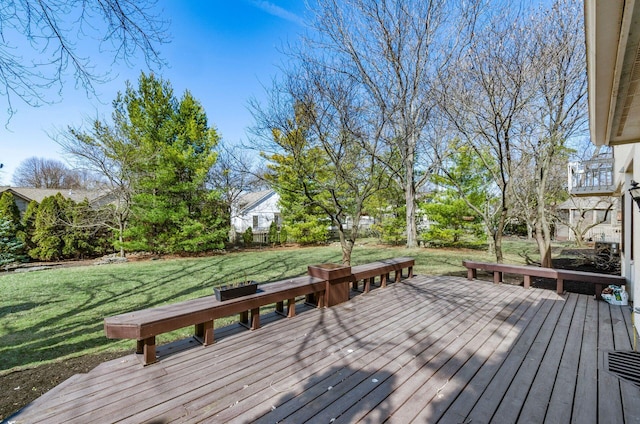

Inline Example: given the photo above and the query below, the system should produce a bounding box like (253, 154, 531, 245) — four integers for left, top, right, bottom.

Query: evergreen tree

(0, 218, 26, 268)
(117, 73, 224, 253)
(0, 192, 22, 230)
(0, 192, 26, 259)
(30, 194, 70, 260)
(20, 200, 39, 253)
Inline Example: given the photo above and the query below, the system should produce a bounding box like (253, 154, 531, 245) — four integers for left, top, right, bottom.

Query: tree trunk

(405, 143, 418, 248)
(494, 207, 507, 263)
(335, 213, 360, 266)
(534, 149, 555, 268)
(534, 204, 553, 268)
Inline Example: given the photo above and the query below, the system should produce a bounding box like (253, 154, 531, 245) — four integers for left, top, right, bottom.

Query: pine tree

(0, 218, 26, 268)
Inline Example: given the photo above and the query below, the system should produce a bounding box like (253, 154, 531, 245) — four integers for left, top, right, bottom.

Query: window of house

(253, 215, 259, 229)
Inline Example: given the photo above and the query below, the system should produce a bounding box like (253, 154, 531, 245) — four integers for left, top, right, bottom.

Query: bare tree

(0, 0, 167, 121)
(207, 141, 261, 239)
(12, 156, 85, 188)
(438, 4, 534, 262)
(555, 197, 615, 247)
(525, 0, 587, 267)
(252, 61, 390, 264)
(57, 120, 135, 256)
(297, 0, 479, 248)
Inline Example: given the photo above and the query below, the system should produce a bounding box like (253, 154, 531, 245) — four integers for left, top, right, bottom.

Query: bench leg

(524, 275, 531, 289)
(467, 268, 477, 280)
(240, 309, 260, 330)
(276, 299, 297, 317)
(137, 337, 156, 366)
(250, 308, 260, 330)
(557, 278, 564, 295)
(381, 273, 388, 288)
(364, 277, 371, 293)
(352, 279, 360, 291)
(493, 271, 502, 284)
(594, 283, 603, 300)
(408, 266, 413, 278)
(287, 298, 296, 317)
(195, 321, 214, 346)
(240, 310, 249, 326)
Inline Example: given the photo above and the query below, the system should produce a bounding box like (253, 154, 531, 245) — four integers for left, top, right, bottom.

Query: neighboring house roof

(557, 197, 618, 210)
(236, 189, 277, 214)
(0, 186, 108, 204)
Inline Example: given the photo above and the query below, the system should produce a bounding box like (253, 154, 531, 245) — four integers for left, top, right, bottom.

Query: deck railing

(568, 156, 616, 196)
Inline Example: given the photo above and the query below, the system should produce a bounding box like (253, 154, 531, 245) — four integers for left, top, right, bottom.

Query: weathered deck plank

(571, 292, 599, 424)
(544, 294, 588, 423)
(598, 301, 625, 424)
(8, 275, 638, 424)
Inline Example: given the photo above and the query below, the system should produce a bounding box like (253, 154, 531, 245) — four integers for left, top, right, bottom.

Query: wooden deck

(10, 275, 640, 423)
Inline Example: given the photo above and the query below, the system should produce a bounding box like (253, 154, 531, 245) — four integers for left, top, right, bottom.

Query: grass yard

(0, 239, 546, 374)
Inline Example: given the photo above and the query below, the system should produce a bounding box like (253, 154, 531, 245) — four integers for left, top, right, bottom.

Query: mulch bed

(0, 351, 130, 421)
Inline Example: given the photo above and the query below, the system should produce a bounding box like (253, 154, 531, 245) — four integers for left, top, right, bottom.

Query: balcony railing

(568, 156, 616, 196)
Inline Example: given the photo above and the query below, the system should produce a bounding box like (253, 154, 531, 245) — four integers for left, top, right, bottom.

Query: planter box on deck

(214, 281, 258, 301)
(308, 263, 352, 307)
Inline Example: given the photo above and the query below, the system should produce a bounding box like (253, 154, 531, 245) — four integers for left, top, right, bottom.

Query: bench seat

(462, 260, 626, 299)
(104, 276, 326, 365)
(351, 257, 414, 292)
(104, 257, 416, 366)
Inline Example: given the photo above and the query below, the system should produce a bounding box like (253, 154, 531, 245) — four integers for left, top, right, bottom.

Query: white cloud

(248, 1, 306, 27)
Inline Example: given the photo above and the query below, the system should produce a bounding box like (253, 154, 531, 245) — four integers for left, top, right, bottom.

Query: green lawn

(0, 239, 547, 373)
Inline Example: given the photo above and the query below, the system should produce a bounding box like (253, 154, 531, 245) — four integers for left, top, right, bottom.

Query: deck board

(8, 275, 639, 424)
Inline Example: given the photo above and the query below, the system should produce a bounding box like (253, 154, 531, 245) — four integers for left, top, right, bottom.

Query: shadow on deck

(9, 275, 640, 423)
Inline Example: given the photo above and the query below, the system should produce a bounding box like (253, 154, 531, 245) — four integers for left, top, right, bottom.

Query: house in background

(231, 189, 281, 239)
(579, 0, 640, 309)
(0, 186, 109, 213)
(555, 196, 621, 244)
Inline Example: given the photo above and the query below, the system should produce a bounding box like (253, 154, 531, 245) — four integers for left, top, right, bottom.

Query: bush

(268, 221, 279, 245)
(242, 227, 253, 246)
(372, 215, 406, 246)
(287, 221, 328, 245)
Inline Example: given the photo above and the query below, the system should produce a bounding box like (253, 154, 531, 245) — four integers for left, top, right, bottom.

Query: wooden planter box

(214, 281, 258, 301)
(308, 263, 352, 307)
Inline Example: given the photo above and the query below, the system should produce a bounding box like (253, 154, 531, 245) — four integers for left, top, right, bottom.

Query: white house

(231, 189, 281, 234)
(555, 197, 621, 243)
(582, 0, 640, 310)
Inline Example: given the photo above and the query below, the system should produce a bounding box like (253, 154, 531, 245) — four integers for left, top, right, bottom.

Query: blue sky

(0, 0, 307, 184)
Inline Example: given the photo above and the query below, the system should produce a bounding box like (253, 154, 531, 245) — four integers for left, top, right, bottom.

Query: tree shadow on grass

(0, 250, 344, 371)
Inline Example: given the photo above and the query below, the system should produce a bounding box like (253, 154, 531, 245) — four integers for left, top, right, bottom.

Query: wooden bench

(462, 260, 627, 299)
(104, 276, 326, 365)
(351, 257, 415, 293)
